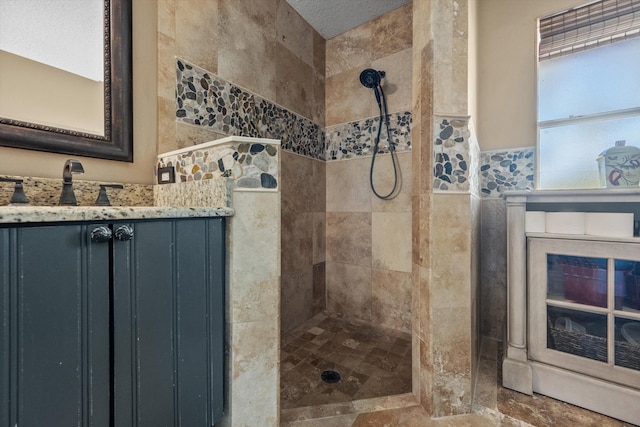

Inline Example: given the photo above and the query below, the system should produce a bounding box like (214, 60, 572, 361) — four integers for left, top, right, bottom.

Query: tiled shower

(156, 0, 537, 421)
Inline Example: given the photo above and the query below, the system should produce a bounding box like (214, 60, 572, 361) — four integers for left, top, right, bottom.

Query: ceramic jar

(596, 140, 640, 187)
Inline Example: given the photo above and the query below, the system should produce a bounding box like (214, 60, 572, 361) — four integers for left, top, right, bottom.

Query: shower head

(359, 68, 386, 89)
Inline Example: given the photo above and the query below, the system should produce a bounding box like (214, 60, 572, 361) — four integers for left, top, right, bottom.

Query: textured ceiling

(284, 0, 411, 39)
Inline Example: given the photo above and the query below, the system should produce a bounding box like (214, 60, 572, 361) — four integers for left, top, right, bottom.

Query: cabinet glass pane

(547, 306, 607, 363)
(615, 318, 640, 371)
(547, 254, 607, 308)
(617, 260, 640, 314)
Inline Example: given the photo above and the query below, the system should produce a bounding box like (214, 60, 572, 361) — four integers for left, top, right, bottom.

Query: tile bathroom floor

(281, 333, 636, 426)
(280, 312, 412, 410)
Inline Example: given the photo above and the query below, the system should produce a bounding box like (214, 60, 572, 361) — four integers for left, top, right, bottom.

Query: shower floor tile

(280, 313, 412, 409)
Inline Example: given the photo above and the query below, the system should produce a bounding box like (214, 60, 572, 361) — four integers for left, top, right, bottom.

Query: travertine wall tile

(281, 152, 324, 332)
(326, 23, 373, 78)
(227, 191, 280, 322)
(157, 0, 175, 39)
(312, 156, 326, 212)
(326, 158, 371, 212)
(372, 3, 413, 58)
(226, 317, 279, 426)
(480, 198, 507, 340)
(432, 0, 469, 115)
(175, 0, 218, 74)
(313, 212, 326, 264)
(326, 212, 372, 267)
(175, 122, 226, 152)
(281, 209, 313, 272)
(281, 152, 316, 212)
(372, 212, 412, 273)
(371, 48, 413, 115)
(276, 46, 314, 121)
(432, 306, 472, 416)
(217, 0, 277, 101)
(157, 28, 177, 101)
(372, 268, 412, 333)
(276, 1, 314, 67)
(326, 67, 376, 127)
(281, 268, 314, 333)
(371, 152, 413, 213)
(431, 194, 472, 309)
(326, 261, 372, 321)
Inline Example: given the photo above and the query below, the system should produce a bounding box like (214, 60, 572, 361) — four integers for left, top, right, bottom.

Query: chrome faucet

(59, 159, 84, 205)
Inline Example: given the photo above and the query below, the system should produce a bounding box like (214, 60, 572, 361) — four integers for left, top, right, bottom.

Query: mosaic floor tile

(280, 313, 412, 410)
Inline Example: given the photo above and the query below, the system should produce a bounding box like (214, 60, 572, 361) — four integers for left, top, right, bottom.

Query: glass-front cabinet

(529, 237, 640, 388)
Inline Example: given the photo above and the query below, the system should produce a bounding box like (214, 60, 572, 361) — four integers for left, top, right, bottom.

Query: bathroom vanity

(0, 207, 231, 427)
(502, 190, 640, 425)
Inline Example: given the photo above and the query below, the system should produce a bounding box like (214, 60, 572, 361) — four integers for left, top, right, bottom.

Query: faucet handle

(95, 184, 124, 206)
(0, 177, 30, 205)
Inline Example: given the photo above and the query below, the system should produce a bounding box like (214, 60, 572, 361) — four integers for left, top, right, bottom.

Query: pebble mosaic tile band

(325, 112, 412, 161)
(176, 58, 411, 163)
(176, 59, 325, 161)
(480, 148, 535, 197)
(157, 138, 279, 191)
(433, 117, 480, 194)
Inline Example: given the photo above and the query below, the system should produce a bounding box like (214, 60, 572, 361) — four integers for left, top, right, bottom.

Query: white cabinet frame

(503, 189, 640, 425)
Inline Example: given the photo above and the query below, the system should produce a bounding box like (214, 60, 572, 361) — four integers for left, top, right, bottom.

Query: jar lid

(599, 140, 640, 157)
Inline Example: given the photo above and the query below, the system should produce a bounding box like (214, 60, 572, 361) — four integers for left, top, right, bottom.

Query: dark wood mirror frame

(0, 0, 132, 162)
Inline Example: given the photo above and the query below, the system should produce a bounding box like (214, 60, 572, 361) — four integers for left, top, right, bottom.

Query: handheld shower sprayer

(359, 68, 400, 200)
(359, 68, 385, 89)
(360, 69, 385, 108)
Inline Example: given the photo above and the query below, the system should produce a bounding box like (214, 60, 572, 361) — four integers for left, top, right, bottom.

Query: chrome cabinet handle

(91, 226, 113, 243)
(114, 225, 134, 241)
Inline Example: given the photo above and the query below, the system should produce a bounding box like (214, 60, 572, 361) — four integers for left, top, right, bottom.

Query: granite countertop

(0, 206, 234, 224)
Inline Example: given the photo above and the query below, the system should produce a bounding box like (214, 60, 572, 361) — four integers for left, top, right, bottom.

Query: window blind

(539, 0, 640, 60)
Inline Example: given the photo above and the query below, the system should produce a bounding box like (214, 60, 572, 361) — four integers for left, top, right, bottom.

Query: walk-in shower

(359, 68, 401, 200)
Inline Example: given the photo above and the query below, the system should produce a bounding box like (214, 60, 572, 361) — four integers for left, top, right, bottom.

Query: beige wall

(0, 51, 104, 135)
(476, 0, 583, 150)
(0, 0, 158, 184)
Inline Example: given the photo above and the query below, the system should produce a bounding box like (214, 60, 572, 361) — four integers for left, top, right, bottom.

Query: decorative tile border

(325, 112, 412, 161)
(176, 59, 325, 161)
(175, 58, 534, 198)
(157, 136, 280, 192)
(480, 148, 535, 197)
(433, 116, 480, 194)
(176, 58, 411, 163)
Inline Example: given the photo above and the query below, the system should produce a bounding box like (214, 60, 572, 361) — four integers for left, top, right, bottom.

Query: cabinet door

(112, 218, 225, 427)
(529, 237, 640, 388)
(0, 224, 110, 427)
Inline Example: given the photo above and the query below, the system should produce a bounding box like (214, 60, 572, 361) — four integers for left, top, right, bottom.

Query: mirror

(0, 0, 132, 162)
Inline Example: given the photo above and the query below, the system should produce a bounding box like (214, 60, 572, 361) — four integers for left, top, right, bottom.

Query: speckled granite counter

(0, 206, 234, 224)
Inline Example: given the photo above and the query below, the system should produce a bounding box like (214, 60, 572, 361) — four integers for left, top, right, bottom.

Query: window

(537, 0, 640, 189)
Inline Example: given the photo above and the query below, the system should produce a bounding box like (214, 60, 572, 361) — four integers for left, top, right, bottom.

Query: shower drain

(321, 370, 341, 384)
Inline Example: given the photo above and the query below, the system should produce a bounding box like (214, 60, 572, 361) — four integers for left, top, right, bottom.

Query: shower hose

(369, 84, 400, 200)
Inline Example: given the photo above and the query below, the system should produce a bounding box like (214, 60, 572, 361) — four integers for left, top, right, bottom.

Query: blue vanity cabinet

(0, 223, 111, 427)
(0, 217, 225, 427)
